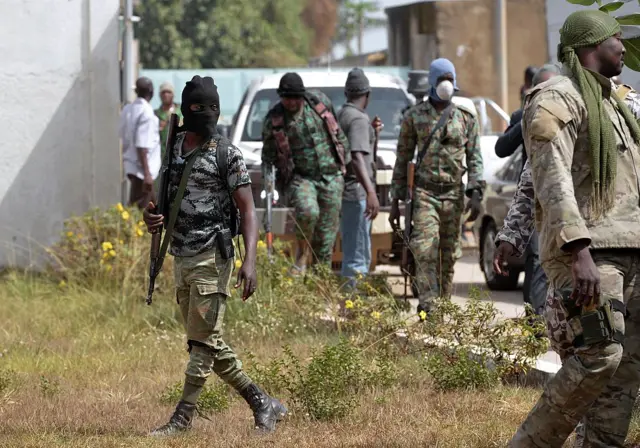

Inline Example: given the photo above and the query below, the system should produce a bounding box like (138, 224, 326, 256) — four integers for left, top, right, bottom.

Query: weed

(39, 375, 61, 398)
(160, 380, 232, 416)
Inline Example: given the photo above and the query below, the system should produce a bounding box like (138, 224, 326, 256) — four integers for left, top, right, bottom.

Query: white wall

(546, 0, 640, 90)
(0, 0, 121, 267)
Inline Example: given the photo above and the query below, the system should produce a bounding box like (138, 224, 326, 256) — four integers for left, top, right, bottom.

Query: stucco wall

(436, 0, 548, 114)
(0, 0, 121, 267)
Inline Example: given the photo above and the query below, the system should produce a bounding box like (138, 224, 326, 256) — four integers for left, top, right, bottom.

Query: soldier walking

(389, 58, 483, 318)
(261, 72, 350, 272)
(143, 76, 286, 436)
(508, 10, 640, 447)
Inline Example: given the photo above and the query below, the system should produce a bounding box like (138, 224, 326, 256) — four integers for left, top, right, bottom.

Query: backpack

(215, 137, 240, 237)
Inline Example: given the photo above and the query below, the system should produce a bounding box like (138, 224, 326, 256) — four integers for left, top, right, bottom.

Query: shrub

(159, 380, 232, 416)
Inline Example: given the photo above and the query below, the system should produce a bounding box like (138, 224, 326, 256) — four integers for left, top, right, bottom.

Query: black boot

(149, 400, 196, 437)
(240, 384, 287, 433)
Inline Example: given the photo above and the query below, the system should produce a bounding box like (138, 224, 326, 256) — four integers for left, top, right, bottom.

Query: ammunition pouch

(563, 297, 628, 348)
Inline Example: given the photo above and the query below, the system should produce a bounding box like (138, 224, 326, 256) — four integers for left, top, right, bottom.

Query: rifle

(372, 116, 380, 183)
(146, 113, 179, 305)
(265, 165, 275, 261)
(401, 161, 415, 300)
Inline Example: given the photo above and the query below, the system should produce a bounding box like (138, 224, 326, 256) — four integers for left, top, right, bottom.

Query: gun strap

(415, 103, 455, 172)
(158, 146, 203, 262)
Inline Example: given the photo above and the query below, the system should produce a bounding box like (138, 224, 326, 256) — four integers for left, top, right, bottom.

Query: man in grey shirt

(337, 68, 381, 288)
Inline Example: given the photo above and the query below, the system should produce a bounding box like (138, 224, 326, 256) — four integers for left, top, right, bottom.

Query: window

(241, 87, 411, 142)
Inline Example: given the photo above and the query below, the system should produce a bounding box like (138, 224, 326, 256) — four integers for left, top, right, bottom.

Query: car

(228, 70, 511, 274)
(473, 146, 526, 290)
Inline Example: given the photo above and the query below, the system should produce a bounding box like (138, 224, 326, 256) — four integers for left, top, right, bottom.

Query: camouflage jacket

(391, 100, 485, 200)
(261, 90, 351, 186)
(520, 73, 640, 266)
(168, 133, 251, 257)
(495, 83, 640, 258)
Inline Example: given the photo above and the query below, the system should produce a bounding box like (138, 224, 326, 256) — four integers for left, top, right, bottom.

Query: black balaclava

(181, 75, 220, 138)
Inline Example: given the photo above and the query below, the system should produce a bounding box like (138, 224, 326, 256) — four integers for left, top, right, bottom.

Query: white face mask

(436, 80, 455, 101)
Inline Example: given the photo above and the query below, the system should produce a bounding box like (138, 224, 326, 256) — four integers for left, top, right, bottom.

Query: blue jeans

(340, 199, 372, 284)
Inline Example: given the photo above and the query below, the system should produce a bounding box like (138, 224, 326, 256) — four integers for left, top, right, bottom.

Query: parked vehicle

(228, 71, 510, 274)
(472, 146, 526, 290)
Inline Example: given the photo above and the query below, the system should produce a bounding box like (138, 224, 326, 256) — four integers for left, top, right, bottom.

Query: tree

(335, 0, 386, 56)
(134, 0, 311, 68)
(566, 0, 640, 70)
(302, 0, 339, 58)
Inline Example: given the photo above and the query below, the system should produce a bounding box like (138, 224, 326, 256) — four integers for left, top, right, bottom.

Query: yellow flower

(101, 241, 113, 251)
(119, 239, 125, 245)
(105, 265, 112, 272)
(116, 203, 124, 212)
(138, 221, 144, 227)
(257, 240, 266, 249)
(419, 310, 427, 321)
(58, 280, 67, 288)
(102, 252, 109, 260)
(235, 259, 242, 269)
(121, 211, 130, 221)
(371, 311, 381, 320)
(109, 249, 117, 257)
(66, 231, 74, 238)
(344, 300, 354, 309)
(136, 228, 144, 237)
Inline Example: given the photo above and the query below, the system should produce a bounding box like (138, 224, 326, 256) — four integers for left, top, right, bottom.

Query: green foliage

(159, 380, 232, 415)
(39, 375, 61, 399)
(425, 348, 499, 392)
(135, 0, 310, 68)
(0, 368, 17, 395)
(247, 340, 397, 421)
(335, 0, 386, 55)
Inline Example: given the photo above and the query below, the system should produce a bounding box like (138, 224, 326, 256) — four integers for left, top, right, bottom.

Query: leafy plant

(160, 380, 232, 415)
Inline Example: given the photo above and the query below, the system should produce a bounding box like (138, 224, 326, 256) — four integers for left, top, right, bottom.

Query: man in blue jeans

(337, 68, 382, 288)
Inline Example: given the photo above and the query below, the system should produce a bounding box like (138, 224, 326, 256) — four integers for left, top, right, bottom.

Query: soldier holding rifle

(143, 76, 286, 437)
(389, 58, 484, 319)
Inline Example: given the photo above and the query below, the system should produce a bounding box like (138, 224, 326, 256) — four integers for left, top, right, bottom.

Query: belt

(419, 180, 461, 194)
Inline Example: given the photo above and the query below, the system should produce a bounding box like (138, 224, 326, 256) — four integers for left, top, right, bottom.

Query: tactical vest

(271, 93, 346, 191)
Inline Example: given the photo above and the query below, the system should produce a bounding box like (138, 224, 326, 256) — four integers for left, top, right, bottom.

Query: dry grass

(1, 274, 640, 448)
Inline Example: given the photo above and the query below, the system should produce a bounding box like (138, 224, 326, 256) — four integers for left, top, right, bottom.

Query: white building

(0, 0, 122, 267)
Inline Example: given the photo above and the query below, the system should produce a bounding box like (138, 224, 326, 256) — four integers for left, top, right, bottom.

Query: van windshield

(241, 87, 411, 142)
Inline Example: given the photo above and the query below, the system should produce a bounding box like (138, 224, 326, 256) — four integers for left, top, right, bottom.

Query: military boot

(240, 384, 287, 433)
(149, 400, 196, 437)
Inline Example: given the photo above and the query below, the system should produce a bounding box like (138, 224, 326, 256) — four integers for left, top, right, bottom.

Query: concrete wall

(436, 0, 548, 114)
(546, 0, 640, 91)
(0, 0, 121, 267)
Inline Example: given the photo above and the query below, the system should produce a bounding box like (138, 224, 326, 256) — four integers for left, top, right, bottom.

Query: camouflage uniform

(168, 132, 253, 393)
(262, 91, 350, 266)
(509, 74, 640, 447)
(391, 101, 484, 309)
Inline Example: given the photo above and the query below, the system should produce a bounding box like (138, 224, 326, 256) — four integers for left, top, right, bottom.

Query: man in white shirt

(119, 77, 162, 208)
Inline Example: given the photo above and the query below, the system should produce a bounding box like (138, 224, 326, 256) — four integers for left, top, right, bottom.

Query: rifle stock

(401, 161, 415, 299)
(146, 113, 179, 305)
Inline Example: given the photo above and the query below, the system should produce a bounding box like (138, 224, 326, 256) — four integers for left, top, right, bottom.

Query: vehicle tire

(480, 221, 520, 290)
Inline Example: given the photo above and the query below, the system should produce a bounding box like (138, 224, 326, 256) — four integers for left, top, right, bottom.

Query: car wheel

(481, 221, 520, 290)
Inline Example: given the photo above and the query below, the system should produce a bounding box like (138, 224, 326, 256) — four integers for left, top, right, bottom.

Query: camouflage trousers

(510, 250, 640, 447)
(174, 248, 252, 391)
(410, 187, 464, 310)
(288, 174, 344, 266)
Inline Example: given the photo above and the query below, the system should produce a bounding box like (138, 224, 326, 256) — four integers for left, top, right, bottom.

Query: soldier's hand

(365, 191, 380, 220)
(493, 241, 515, 276)
(389, 200, 401, 231)
(235, 260, 257, 301)
(143, 202, 164, 234)
(371, 116, 383, 135)
(569, 244, 600, 308)
(464, 190, 482, 223)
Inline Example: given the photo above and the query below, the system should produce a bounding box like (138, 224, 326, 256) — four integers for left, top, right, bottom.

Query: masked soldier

(389, 58, 484, 318)
(143, 76, 286, 436)
(261, 72, 351, 273)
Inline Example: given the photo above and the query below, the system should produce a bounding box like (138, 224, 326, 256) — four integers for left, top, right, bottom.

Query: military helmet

(407, 70, 430, 98)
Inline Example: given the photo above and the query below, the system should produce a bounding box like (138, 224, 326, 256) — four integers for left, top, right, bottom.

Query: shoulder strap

(305, 93, 347, 172)
(415, 104, 455, 170)
(157, 147, 202, 260)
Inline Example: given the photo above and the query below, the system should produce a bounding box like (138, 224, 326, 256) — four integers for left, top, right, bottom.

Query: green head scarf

(558, 10, 640, 217)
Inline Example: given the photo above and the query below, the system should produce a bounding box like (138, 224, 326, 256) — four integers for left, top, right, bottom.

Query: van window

(241, 87, 411, 142)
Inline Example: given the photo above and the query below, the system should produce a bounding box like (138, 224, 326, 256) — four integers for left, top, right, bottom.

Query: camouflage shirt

(168, 133, 251, 257)
(522, 73, 640, 266)
(496, 82, 640, 258)
(391, 100, 485, 200)
(261, 90, 351, 184)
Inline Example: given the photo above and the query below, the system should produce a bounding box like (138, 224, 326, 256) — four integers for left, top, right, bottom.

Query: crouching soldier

(143, 76, 286, 436)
